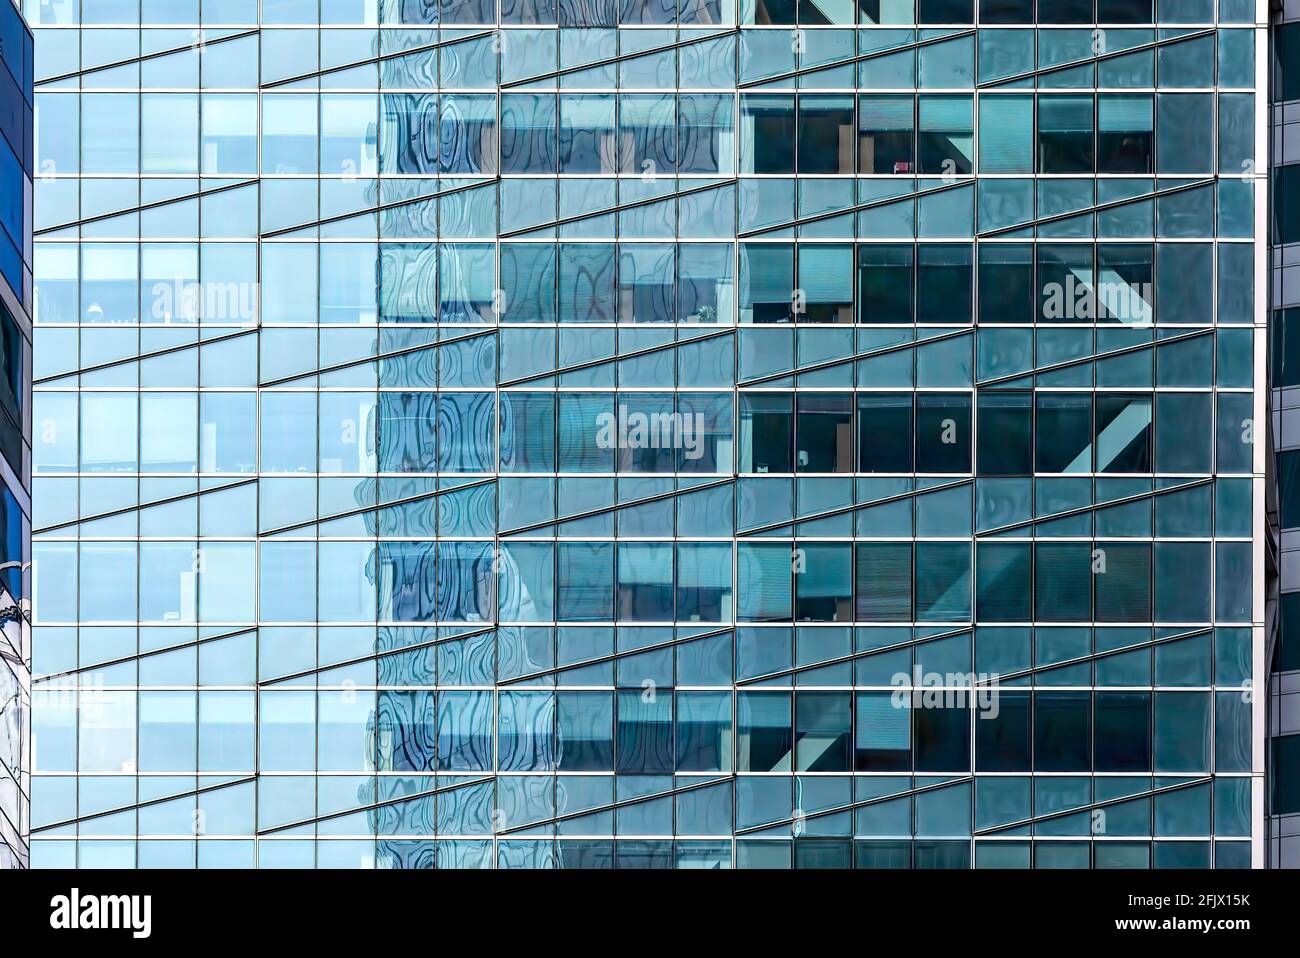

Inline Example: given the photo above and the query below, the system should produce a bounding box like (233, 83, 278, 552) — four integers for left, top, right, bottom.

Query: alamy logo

(595, 405, 706, 460)
(150, 277, 258, 324)
(890, 666, 1001, 719)
(49, 888, 152, 939)
(1041, 274, 1152, 323)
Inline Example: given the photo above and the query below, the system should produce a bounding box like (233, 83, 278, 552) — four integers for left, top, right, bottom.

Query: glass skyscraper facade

(1270, 3, 1300, 869)
(25, 0, 1271, 869)
(0, 0, 32, 871)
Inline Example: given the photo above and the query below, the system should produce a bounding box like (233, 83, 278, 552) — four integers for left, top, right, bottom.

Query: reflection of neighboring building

(1271, 6, 1300, 870)
(0, 0, 32, 871)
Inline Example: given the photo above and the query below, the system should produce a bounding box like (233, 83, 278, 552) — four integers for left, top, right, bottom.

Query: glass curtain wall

(25, 0, 1267, 869)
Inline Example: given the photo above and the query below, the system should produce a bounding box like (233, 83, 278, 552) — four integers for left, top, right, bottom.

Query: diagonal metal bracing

(34, 476, 259, 536)
(37, 28, 260, 87)
(35, 177, 261, 236)
(974, 477, 1213, 539)
(738, 321, 1215, 390)
(493, 774, 733, 837)
(262, 29, 498, 90)
(736, 475, 1212, 547)
(259, 478, 495, 539)
(32, 775, 259, 835)
(737, 175, 971, 239)
(496, 325, 733, 389)
(734, 775, 974, 836)
(257, 775, 497, 837)
(33, 325, 258, 386)
(736, 477, 971, 538)
(737, 623, 1215, 689)
(499, 27, 740, 90)
(33, 625, 258, 685)
(974, 776, 1214, 836)
(259, 625, 497, 688)
(738, 773, 1213, 839)
(977, 177, 1219, 240)
(974, 326, 1214, 389)
(738, 326, 970, 387)
(497, 176, 737, 240)
(742, 174, 1215, 242)
(737, 28, 977, 90)
(258, 324, 495, 388)
(260, 175, 499, 240)
(980, 27, 1219, 90)
(496, 624, 735, 687)
(498, 477, 733, 537)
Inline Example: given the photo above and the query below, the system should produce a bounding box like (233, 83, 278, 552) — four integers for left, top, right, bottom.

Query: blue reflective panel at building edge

(20, 0, 1276, 870)
(0, 0, 32, 871)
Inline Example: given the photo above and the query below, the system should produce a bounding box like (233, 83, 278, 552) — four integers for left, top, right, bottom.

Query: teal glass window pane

(675, 692, 731, 772)
(738, 691, 792, 772)
(1154, 542, 1211, 622)
(1156, 93, 1213, 173)
(1034, 542, 1091, 622)
(915, 541, 970, 621)
(1155, 692, 1210, 772)
(917, 95, 972, 175)
(1095, 691, 1151, 772)
(737, 542, 793, 622)
(978, 95, 1032, 173)
(854, 692, 910, 771)
(1038, 95, 1093, 173)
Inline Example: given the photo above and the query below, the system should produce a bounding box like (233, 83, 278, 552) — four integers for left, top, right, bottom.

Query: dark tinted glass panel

(859, 394, 913, 472)
(978, 392, 1031, 475)
(1037, 0, 1092, 21)
(857, 544, 913, 621)
(1097, 0, 1151, 21)
(1036, 393, 1092, 472)
(797, 393, 853, 472)
(978, 0, 1032, 22)
(916, 244, 972, 324)
(916, 394, 971, 472)
(918, 0, 974, 21)
(978, 244, 1034, 324)
(1095, 691, 1151, 771)
(976, 690, 1031, 770)
(858, 245, 914, 324)
(976, 542, 1031, 621)
(855, 841, 912, 868)
(741, 393, 793, 473)
(1034, 691, 1092, 771)
(1035, 543, 1091, 622)
(915, 704, 970, 771)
